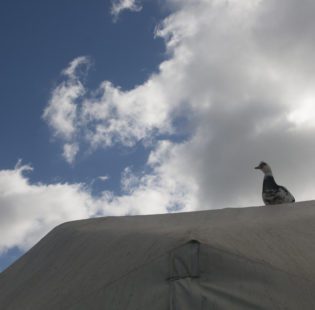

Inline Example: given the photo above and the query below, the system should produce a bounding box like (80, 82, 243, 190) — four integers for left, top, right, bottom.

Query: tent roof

(1, 201, 315, 309)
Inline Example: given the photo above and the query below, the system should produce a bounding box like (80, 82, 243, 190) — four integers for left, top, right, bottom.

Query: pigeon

(255, 161, 295, 205)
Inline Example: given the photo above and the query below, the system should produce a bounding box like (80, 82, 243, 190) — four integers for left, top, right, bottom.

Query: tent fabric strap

(168, 240, 202, 310)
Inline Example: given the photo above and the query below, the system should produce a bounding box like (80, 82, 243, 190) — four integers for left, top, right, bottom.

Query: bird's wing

(263, 189, 281, 205)
(278, 186, 295, 203)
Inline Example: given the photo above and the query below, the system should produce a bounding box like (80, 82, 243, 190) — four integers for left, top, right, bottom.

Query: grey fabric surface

(0, 201, 315, 309)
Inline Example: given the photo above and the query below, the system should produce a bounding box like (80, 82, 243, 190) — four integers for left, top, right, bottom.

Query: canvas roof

(1, 201, 315, 309)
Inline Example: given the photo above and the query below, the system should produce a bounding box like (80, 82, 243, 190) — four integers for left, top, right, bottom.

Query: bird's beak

(254, 166, 260, 170)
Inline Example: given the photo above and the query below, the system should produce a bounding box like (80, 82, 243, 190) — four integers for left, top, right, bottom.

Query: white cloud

(0, 164, 93, 253)
(98, 175, 110, 182)
(0, 161, 196, 254)
(62, 56, 91, 80)
(111, 0, 142, 21)
(43, 56, 90, 159)
(43, 56, 91, 140)
(62, 143, 79, 164)
(100, 154, 198, 215)
(43, 0, 315, 214)
(45, 61, 176, 152)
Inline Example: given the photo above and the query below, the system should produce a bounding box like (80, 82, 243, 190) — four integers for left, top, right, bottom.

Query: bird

(255, 161, 295, 205)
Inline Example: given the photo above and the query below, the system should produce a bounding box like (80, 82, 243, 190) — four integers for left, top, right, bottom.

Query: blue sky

(1, 0, 315, 271)
(0, 0, 165, 185)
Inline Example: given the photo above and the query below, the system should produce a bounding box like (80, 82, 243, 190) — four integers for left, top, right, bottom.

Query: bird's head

(255, 161, 272, 175)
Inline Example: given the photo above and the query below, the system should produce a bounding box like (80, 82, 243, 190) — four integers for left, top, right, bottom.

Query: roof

(1, 201, 315, 309)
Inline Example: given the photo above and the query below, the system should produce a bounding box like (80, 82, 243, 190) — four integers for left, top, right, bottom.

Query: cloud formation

(43, 57, 90, 142)
(111, 0, 142, 21)
(45, 0, 315, 212)
(0, 163, 92, 253)
(0, 161, 193, 253)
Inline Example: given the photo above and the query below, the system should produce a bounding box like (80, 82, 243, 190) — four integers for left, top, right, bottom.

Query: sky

(1, 0, 315, 271)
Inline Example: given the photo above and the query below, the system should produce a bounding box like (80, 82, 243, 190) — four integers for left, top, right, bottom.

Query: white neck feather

(264, 171, 273, 177)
